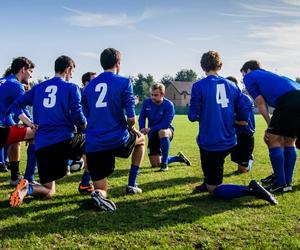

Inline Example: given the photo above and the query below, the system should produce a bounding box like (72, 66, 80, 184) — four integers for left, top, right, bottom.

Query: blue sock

(0, 147, 4, 163)
(81, 170, 92, 186)
(24, 144, 37, 182)
(128, 165, 139, 187)
(214, 184, 252, 199)
(284, 147, 297, 185)
(160, 137, 170, 164)
(167, 156, 184, 164)
(27, 183, 33, 196)
(269, 147, 286, 185)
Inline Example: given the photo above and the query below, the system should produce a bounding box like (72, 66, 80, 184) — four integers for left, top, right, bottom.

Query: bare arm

(254, 95, 271, 125)
(235, 120, 248, 126)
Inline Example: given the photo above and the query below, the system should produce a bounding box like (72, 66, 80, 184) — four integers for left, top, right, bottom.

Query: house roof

(166, 81, 194, 95)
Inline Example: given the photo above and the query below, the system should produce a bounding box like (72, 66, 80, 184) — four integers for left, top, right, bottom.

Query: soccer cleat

(248, 180, 278, 205)
(265, 183, 290, 193)
(10, 173, 23, 187)
(236, 165, 248, 174)
(159, 163, 169, 172)
(0, 162, 8, 172)
(194, 182, 208, 192)
(70, 159, 84, 173)
(10, 179, 29, 208)
(78, 182, 94, 194)
(126, 185, 142, 194)
(177, 152, 191, 166)
(260, 173, 275, 185)
(91, 191, 116, 212)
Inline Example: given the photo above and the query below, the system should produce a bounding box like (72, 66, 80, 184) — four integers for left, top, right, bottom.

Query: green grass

(1, 115, 300, 249)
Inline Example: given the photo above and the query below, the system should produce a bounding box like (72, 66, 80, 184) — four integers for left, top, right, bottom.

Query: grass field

(0, 115, 300, 249)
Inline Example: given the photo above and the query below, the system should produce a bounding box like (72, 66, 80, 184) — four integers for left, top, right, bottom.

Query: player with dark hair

(139, 83, 190, 171)
(83, 48, 145, 212)
(0, 57, 35, 185)
(9, 55, 87, 207)
(226, 76, 255, 174)
(240, 60, 300, 193)
(188, 51, 277, 205)
(82, 72, 97, 88)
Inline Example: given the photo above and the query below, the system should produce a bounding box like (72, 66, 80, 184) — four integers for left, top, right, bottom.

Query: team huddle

(1, 48, 300, 211)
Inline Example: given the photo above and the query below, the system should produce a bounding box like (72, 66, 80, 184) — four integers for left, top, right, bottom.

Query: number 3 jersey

(82, 72, 135, 152)
(188, 75, 248, 151)
(11, 77, 86, 150)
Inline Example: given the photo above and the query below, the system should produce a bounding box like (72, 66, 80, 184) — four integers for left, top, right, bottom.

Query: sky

(0, 0, 300, 84)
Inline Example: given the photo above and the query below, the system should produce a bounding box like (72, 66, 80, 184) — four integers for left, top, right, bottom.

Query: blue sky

(1, 0, 300, 84)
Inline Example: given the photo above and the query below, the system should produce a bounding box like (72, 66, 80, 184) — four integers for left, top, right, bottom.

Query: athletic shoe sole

(249, 180, 278, 205)
(178, 152, 191, 166)
(78, 183, 94, 194)
(126, 186, 142, 194)
(10, 179, 28, 208)
(91, 191, 116, 212)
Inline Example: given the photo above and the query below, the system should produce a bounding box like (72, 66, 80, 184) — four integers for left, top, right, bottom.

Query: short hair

(226, 76, 238, 85)
(240, 60, 261, 73)
(200, 51, 223, 72)
(100, 48, 121, 70)
(10, 57, 35, 74)
(81, 72, 96, 86)
(151, 83, 165, 94)
(55, 55, 76, 73)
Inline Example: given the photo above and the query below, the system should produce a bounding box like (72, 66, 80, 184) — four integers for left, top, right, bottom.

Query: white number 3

(95, 83, 108, 108)
(216, 84, 229, 108)
(43, 85, 57, 108)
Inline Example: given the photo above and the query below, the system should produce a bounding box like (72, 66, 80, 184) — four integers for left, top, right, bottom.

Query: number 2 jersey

(82, 71, 135, 152)
(188, 75, 248, 151)
(11, 77, 86, 151)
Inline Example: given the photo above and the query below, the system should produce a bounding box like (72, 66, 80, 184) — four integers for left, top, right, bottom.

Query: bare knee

(158, 129, 169, 138)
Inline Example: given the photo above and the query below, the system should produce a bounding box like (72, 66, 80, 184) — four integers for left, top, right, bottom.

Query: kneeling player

(9, 55, 87, 208)
(138, 83, 191, 171)
(84, 48, 145, 212)
(227, 76, 255, 174)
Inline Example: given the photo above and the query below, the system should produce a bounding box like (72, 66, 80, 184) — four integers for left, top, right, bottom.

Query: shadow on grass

(0, 176, 272, 241)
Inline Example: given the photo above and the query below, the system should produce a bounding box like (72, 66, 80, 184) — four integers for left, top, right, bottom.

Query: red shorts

(6, 125, 27, 145)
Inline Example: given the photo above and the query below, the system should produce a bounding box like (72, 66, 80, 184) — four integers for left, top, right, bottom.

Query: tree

(175, 69, 198, 82)
(132, 73, 154, 101)
(296, 77, 300, 84)
(161, 74, 174, 87)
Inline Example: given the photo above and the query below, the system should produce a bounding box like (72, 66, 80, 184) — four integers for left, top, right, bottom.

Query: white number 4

(95, 83, 108, 108)
(216, 84, 229, 108)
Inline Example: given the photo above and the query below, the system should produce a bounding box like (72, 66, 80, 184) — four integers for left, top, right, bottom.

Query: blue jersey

(83, 72, 135, 152)
(243, 69, 300, 108)
(188, 75, 246, 151)
(138, 98, 175, 134)
(235, 93, 255, 135)
(11, 77, 86, 150)
(0, 74, 31, 125)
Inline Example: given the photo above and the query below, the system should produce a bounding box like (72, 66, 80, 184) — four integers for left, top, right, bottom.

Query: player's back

(32, 77, 84, 150)
(244, 69, 300, 107)
(189, 75, 241, 151)
(83, 72, 135, 152)
(0, 75, 25, 124)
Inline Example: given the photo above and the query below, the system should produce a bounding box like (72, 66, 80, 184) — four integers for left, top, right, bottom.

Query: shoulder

(163, 98, 174, 108)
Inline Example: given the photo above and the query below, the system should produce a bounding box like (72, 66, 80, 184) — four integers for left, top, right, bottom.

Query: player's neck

(55, 73, 67, 81)
(104, 68, 117, 74)
(205, 70, 219, 76)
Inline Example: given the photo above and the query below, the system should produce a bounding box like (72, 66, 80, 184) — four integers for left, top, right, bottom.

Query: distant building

(165, 81, 194, 108)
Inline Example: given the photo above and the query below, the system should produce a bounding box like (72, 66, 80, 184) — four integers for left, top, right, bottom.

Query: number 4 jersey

(11, 77, 86, 150)
(188, 75, 248, 151)
(82, 71, 135, 152)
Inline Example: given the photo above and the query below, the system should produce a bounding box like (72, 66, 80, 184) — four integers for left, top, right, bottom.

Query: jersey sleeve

(10, 87, 34, 119)
(69, 85, 87, 127)
(149, 101, 175, 132)
(122, 79, 135, 118)
(81, 87, 89, 118)
(138, 101, 147, 129)
(243, 74, 261, 101)
(188, 83, 201, 122)
(235, 94, 252, 122)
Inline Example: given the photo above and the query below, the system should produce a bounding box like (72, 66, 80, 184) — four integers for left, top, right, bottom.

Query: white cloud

(79, 52, 99, 59)
(63, 7, 154, 27)
(146, 34, 175, 45)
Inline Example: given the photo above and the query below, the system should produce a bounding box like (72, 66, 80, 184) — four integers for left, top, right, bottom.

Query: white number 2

(95, 83, 107, 108)
(43, 85, 57, 108)
(216, 84, 229, 108)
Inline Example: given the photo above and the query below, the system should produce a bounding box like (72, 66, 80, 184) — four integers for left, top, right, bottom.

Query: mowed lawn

(0, 115, 300, 249)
